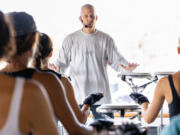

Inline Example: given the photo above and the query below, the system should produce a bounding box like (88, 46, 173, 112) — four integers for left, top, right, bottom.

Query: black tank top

(42, 69, 72, 81)
(42, 69, 62, 80)
(4, 68, 36, 79)
(4, 68, 63, 81)
(168, 75, 180, 119)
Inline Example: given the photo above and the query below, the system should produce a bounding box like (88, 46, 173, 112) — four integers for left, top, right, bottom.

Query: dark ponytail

(35, 50, 41, 70)
(35, 33, 52, 69)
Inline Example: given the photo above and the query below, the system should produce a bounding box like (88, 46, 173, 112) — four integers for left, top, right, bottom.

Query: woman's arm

(61, 76, 90, 123)
(33, 72, 95, 135)
(141, 77, 166, 123)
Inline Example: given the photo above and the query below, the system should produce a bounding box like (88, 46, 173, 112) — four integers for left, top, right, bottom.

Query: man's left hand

(120, 63, 139, 71)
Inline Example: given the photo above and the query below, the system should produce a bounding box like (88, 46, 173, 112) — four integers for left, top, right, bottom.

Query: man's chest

(71, 38, 106, 55)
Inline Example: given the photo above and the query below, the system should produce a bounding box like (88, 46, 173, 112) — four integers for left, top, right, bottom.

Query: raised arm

(51, 36, 72, 73)
(33, 72, 95, 135)
(141, 77, 166, 123)
(105, 36, 138, 72)
(61, 76, 90, 123)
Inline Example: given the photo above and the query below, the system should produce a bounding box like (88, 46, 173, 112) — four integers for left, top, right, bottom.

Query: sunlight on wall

(2, 0, 180, 71)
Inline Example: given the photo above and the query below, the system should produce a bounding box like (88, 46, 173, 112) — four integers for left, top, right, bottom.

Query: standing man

(51, 4, 138, 119)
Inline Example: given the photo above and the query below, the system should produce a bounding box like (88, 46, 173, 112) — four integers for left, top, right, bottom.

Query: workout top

(0, 78, 25, 135)
(42, 69, 62, 80)
(168, 75, 180, 119)
(4, 68, 36, 79)
(4, 68, 63, 80)
(4, 68, 56, 114)
(4, 69, 56, 134)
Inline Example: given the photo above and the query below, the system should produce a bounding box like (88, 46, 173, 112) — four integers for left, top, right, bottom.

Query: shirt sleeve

(106, 36, 129, 72)
(54, 36, 72, 73)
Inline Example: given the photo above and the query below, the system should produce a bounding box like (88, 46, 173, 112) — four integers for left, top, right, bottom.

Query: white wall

(1, 0, 180, 104)
(2, 0, 180, 72)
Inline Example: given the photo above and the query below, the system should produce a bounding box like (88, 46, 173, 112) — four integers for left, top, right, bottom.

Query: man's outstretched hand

(120, 63, 139, 71)
(83, 92, 104, 106)
(129, 92, 149, 105)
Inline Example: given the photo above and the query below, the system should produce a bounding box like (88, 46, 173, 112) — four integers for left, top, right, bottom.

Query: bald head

(80, 4, 97, 32)
(81, 4, 96, 16)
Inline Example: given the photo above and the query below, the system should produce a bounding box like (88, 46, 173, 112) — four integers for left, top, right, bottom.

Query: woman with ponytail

(33, 32, 103, 123)
(0, 11, 59, 135)
(2, 11, 99, 135)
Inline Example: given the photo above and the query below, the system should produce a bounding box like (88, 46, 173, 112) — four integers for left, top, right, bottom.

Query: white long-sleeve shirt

(54, 29, 128, 104)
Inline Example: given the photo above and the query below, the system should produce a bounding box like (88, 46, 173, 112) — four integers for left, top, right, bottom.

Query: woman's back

(0, 10, 58, 135)
(0, 74, 58, 135)
(4, 67, 87, 134)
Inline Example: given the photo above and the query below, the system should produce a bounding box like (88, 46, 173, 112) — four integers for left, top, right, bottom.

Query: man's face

(81, 7, 97, 29)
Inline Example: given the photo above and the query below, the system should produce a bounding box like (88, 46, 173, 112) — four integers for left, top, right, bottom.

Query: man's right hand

(83, 92, 104, 106)
(129, 92, 149, 105)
